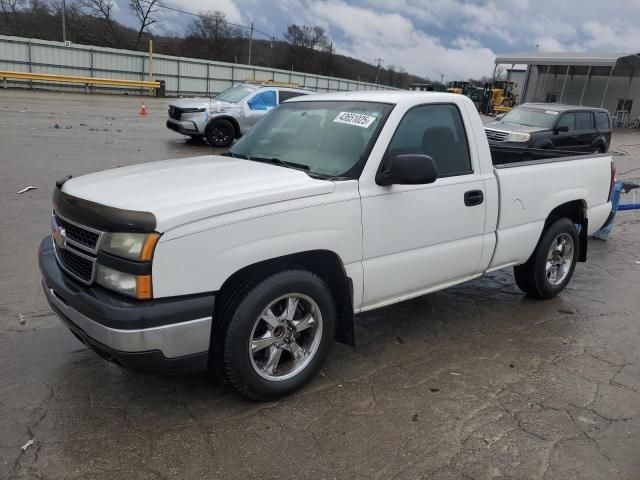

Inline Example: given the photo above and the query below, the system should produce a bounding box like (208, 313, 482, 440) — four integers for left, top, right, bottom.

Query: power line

(137, 0, 279, 40)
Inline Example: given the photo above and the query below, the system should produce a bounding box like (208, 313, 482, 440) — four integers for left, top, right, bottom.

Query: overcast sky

(114, 0, 640, 81)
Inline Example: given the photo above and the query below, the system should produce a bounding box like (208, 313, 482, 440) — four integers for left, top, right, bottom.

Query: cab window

(248, 91, 277, 110)
(595, 112, 611, 130)
(575, 111, 594, 130)
(557, 112, 575, 131)
(387, 104, 472, 177)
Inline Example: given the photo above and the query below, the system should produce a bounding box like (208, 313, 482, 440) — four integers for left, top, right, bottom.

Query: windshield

(228, 101, 393, 178)
(500, 107, 558, 128)
(214, 84, 257, 103)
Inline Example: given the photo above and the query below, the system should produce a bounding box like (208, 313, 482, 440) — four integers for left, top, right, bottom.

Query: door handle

(464, 190, 484, 206)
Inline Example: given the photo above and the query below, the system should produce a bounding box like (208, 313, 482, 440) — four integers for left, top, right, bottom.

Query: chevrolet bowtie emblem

(52, 226, 67, 248)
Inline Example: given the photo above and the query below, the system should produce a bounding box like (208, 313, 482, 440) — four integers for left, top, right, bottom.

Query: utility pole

(247, 22, 254, 65)
(440, 73, 444, 84)
(61, 0, 67, 43)
(270, 35, 275, 68)
(374, 58, 384, 84)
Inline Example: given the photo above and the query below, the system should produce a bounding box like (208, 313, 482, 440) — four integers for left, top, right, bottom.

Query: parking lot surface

(1, 90, 640, 480)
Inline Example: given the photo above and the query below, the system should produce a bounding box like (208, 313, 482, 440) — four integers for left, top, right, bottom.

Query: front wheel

(205, 119, 236, 148)
(216, 270, 336, 401)
(513, 218, 579, 299)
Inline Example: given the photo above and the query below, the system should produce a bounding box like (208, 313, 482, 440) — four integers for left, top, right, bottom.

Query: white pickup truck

(39, 92, 615, 400)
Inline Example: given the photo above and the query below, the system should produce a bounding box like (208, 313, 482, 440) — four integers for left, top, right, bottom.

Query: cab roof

(519, 102, 609, 113)
(288, 90, 464, 105)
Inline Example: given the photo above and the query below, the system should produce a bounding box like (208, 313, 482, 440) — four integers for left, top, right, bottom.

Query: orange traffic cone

(138, 103, 149, 116)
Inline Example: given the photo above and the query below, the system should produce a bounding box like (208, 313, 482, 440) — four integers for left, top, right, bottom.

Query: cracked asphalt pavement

(1, 90, 640, 479)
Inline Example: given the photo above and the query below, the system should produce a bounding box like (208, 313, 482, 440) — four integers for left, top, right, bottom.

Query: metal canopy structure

(493, 52, 640, 114)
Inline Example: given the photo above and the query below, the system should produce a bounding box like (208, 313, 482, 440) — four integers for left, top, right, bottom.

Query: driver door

(244, 90, 277, 130)
(552, 112, 576, 150)
(359, 103, 487, 308)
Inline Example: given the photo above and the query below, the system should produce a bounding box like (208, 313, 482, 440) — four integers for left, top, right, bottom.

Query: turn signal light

(140, 233, 160, 261)
(136, 275, 153, 300)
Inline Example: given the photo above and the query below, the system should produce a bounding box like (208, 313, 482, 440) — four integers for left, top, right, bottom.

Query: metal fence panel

(0, 34, 396, 96)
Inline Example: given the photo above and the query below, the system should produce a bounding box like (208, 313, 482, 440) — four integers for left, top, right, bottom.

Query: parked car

(166, 82, 310, 147)
(41, 92, 615, 400)
(485, 103, 612, 152)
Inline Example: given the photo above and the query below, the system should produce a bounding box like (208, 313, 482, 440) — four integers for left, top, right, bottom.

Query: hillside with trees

(0, 1, 432, 88)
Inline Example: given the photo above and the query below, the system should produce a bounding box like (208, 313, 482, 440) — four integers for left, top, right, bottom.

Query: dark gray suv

(485, 103, 612, 153)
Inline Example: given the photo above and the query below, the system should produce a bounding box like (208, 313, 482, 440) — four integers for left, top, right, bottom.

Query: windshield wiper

(247, 156, 310, 172)
(223, 151, 248, 159)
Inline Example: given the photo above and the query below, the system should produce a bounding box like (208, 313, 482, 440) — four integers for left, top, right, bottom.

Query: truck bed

(487, 147, 613, 271)
(489, 144, 593, 167)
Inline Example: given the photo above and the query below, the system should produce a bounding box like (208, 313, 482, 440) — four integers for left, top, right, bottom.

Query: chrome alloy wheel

(545, 233, 574, 286)
(249, 294, 323, 381)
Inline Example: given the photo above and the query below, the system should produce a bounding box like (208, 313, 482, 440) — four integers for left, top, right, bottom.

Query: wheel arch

(206, 115, 241, 138)
(214, 250, 355, 346)
(591, 137, 607, 152)
(544, 199, 588, 262)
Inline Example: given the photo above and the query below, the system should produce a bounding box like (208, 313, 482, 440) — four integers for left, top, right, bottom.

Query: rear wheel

(215, 270, 336, 401)
(205, 119, 236, 148)
(513, 218, 579, 299)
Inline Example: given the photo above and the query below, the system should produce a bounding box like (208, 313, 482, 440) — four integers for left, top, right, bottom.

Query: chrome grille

(53, 213, 100, 251)
(484, 128, 510, 142)
(55, 245, 95, 283)
(51, 211, 103, 285)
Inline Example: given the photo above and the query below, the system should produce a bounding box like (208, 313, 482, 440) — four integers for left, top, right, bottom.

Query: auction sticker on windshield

(333, 111, 377, 128)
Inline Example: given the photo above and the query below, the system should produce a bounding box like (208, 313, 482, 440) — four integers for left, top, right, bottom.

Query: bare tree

(72, 0, 121, 46)
(129, 0, 159, 49)
(0, 0, 41, 36)
(284, 24, 330, 71)
(189, 10, 236, 60)
(285, 24, 330, 51)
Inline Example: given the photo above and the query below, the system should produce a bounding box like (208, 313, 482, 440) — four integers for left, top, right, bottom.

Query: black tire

(593, 144, 605, 154)
(513, 218, 579, 299)
(214, 269, 336, 401)
(205, 119, 236, 148)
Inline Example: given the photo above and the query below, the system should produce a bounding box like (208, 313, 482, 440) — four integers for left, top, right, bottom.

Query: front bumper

(166, 118, 201, 136)
(39, 237, 214, 373)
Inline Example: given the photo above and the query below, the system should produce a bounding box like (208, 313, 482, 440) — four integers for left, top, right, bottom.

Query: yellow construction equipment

(489, 80, 517, 114)
(446, 81, 469, 95)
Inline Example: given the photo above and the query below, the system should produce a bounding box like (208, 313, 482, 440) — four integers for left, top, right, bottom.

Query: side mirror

(376, 154, 438, 186)
(555, 125, 569, 133)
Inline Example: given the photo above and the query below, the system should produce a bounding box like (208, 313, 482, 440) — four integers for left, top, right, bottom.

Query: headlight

(96, 265, 152, 300)
(101, 233, 159, 261)
(507, 132, 531, 142)
(181, 108, 206, 113)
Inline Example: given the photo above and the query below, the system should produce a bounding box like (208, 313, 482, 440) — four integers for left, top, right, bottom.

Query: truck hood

(169, 98, 236, 112)
(60, 156, 334, 232)
(485, 122, 550, 134)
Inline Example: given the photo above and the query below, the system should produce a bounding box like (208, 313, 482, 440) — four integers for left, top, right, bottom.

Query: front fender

(205, 112, 242, 137)
(150, 190, 363, 303)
